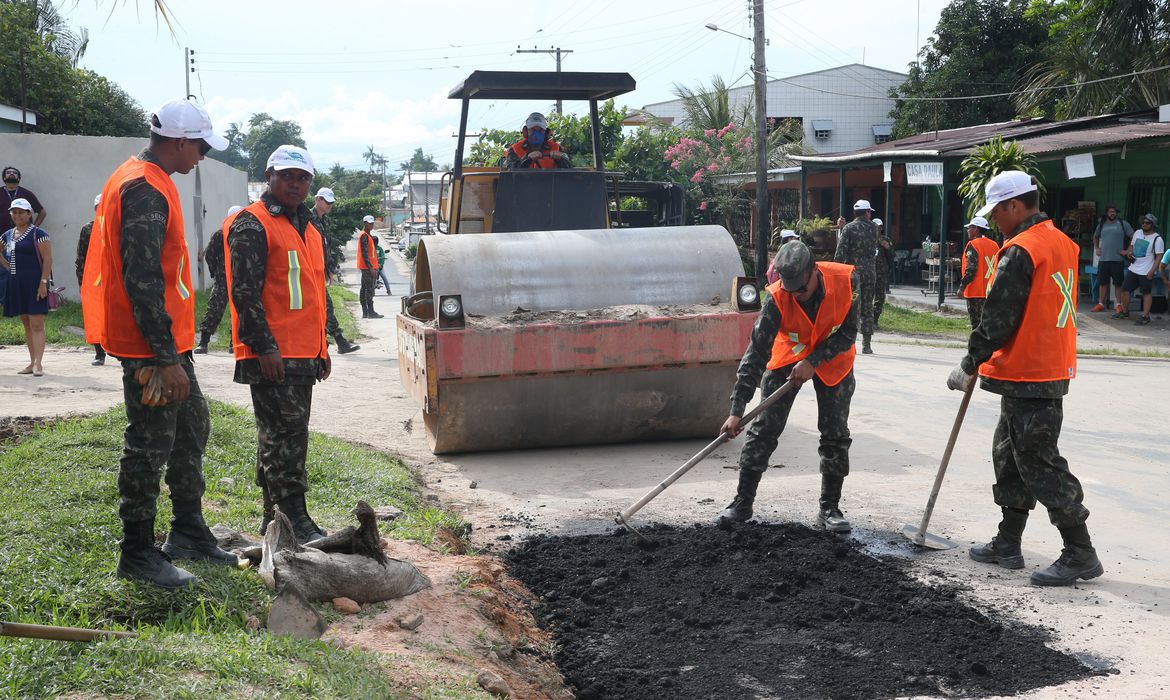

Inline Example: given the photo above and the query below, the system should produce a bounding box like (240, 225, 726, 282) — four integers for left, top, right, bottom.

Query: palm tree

(958, 137, 1045, 221)
(670, 75, 752, 131)
(9, 0, 90, 66)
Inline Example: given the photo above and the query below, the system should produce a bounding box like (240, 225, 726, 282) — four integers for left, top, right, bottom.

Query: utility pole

(752, 0, 769, 286)
(186, 47, 205, 290)
(516, 46, 573, 114)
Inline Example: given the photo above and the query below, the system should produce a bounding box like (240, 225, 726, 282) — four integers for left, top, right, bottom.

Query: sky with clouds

(68, 0, 947, 175)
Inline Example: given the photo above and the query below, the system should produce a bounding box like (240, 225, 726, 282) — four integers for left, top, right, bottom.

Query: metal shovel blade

(900, 523, 957, 550)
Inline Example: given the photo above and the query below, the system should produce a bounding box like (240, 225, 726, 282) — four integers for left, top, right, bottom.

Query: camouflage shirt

(833, 216, 878, 275)
(75, 220, 94, 285)
(117, 148, 181, 366)
(961, 213, 1069, 399)
(228, 191, 326, 386)
(958, 237, 982, 291)
(204, 228, 225, 280)
(307, 205, 340, 275)
(730, 269, 861, 416)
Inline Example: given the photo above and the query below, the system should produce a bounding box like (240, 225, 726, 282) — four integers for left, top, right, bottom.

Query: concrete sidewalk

(886, 284, 1170, 353)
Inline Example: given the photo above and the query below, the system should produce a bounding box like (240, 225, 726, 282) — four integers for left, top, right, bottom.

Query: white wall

(0, 133, 248, 299)
(643, 64, 906, 154)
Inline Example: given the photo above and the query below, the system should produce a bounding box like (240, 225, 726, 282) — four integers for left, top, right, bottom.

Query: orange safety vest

(509, 138, 563, 169)
(962, 236, 1001, 299)
(80, 217, 105, 345)
(765, 262, 856, 386)
(224, 202, 329, 361)
(357, 230, 377, 270)
(979, 219, 1078, 383)
(94, 157, 194, 358)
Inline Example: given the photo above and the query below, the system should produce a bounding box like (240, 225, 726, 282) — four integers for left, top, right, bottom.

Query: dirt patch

(0, 416, 62, 446)
(507, 523, 1102, 700)
(329, 539, 572, 699)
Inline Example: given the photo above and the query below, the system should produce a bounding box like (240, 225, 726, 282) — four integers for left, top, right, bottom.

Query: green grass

(0, 401, 469, 699)
(879, 303, 971, 338)
(0, 285, 361, 350)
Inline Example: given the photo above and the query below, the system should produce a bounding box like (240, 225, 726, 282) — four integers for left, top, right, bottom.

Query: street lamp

(705, 6, 770, 286)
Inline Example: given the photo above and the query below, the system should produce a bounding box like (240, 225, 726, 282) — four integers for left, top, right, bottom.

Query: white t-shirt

(1128, 231, 1165, 276)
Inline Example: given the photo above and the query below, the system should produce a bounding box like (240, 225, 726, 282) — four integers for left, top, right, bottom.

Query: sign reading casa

(905, 162, 944, 185)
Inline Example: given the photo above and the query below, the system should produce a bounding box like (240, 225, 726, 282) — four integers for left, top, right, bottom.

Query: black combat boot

(335, 335, 360, 354)
(276, 493, 328, 545)
(368, 308, 385, 319)
(193, 332, 211, 354)
(258, 481, 275, 536)
(162, 499, 240, 566)
(715, 469, 763, 523)
(1031, 524, 1104, 586)
(969, 507, 1028, 569)
(816, 474, 851, 533)
(861, 334, 873, 354)
(117, 519, 197, 590)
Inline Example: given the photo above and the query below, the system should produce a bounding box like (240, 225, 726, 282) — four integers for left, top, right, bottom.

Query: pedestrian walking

(357, 215, 382, 318)
(193, 205, 242, 354)
(307, 188, 359, 353)
(957, 215, 1000, 329)
(225, 145, 331, 545)
(948, 170, 1102, 587)
(834, 200, 878, 354)
(716, 242, 859, 533)
(75, 194, 107, 365)
(374, 235, 393, 295)
(89, 99, 239, 589)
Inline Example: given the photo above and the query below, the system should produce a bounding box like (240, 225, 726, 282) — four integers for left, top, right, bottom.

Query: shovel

(901, 378, 976, 550)
(616, 379, 798, 539)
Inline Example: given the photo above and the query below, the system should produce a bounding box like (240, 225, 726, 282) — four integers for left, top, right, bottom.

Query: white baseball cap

(525, 112, 548, 130)
(872, 218, 883, 227)
(315, 187, 336, 203)
(8, 197, 32, 212)
(966, 215, 990, 229)
(150, 99, 228, 151)
(93, 193, 102, 208)
(227, 205, 243, 216)
(853, 200, 873, 211)
(974, 171, 1037, 217)
(780, 229, 798, 239)
(362, 215, 376, 224)
(266, 145, 315, 175)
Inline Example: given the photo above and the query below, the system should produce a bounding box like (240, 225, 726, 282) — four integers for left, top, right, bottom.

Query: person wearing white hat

(193, 205, 246, 354)
(224, 144, 332, 546)
(1, 197, 53, 376)
(834, 199, 878, 353)
(503, 112, 571, 170)
(356, 215, 381, 318)
(871, 217, 894, 328)
(948, 170, 1102, 587)
(89, 98, 237, 590)
(75, 193, 105, 365)
(307, 186, 360, 354)
(957, 215, 1000, 329)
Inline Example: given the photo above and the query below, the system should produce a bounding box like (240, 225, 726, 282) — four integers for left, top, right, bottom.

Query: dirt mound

(507, 522, 1100, 700)
(458, 302, 733, 329)
(0, 416, 60, 446)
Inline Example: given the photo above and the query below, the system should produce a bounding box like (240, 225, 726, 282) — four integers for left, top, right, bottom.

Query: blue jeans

(378, 268, 392, 295)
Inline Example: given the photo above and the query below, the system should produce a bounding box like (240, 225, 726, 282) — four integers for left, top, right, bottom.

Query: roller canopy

(448, 71, 636, 101)
(413, 226, 743, 317)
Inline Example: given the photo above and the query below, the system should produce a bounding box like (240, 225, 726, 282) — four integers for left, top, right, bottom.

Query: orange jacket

(962, 236, 1000, 299)
(979, 219, 1078, 383)
(509, 138, 564, 169)
(224, 202, 329, 361)
(94, 157, 194, 358)
(357, 231, 377, 270)
(766, 262, 856, 386)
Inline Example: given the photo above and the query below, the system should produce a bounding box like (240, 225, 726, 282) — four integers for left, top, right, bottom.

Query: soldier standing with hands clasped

(89, 99, 240, 589)
(225, 145, 331, 545)
(947, 170, 1103, 587)
(834, 200, 878, 354)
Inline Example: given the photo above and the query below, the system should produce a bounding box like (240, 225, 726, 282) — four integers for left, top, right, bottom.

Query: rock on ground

(477, 669, 511, 697)
(332, 597, 361, 615)
(267, 586, 325, 640)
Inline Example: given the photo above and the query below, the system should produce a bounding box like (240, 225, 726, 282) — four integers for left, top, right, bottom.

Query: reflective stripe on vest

(224, 202, 329, 361)
(765, 261, 856, 387)
(962, 236, 1001, 299)
(979, 220, 1079, 383)
(95, 157, 194, 357)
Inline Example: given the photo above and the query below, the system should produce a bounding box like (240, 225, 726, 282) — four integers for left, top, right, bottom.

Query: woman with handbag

(1, 198, 53, 376)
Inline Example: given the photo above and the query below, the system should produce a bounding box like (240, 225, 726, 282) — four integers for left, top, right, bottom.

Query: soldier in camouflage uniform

(716, 242, 859, 533)
(308, 187, 359, 353)
(872, 217, 893, 329)
(227, 146, 331, 544)
(956, 215, 999, 330)
(834, 200, 878, 353)
(192, 206, 240, 354)
(948, 170, 1102, 587)
(75, 193, 106, 366)
(95, 100, 239, 590)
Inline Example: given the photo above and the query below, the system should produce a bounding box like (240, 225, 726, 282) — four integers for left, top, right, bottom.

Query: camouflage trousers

(856, 269, 876, 336)
(739, 367, 855, 477)
(873, 288, 886, 329)
(324, 288, 342, 339)
(198, 277, 228, 337)
(966, 298, 986, 330)
(251, 383, 313, 502)
(991, 396, 1089, 528)
(359, 269, 378, 311)
(117, 355, 208, 523)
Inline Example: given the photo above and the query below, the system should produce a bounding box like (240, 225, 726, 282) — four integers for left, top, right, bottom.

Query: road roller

(397, 70, 761, 453)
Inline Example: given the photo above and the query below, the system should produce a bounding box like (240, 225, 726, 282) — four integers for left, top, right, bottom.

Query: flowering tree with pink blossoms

(663, 122, 759, 242)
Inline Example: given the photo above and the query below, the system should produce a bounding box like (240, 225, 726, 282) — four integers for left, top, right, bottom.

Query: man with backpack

(1119, 213, 1164, 325)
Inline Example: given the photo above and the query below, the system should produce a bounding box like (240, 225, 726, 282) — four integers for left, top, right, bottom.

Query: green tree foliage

(207, 122, 249, 171)
(0, 0, 146, 137)
(327, 195, 385, 240)
(670, 75, 752, 131)
(889, 0, 1050, 138)
(958, 136, 1044, 223)
(241, 113, 307, 180)
(399, 147, 439, 172)
(1017, 0, 1170, 118)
